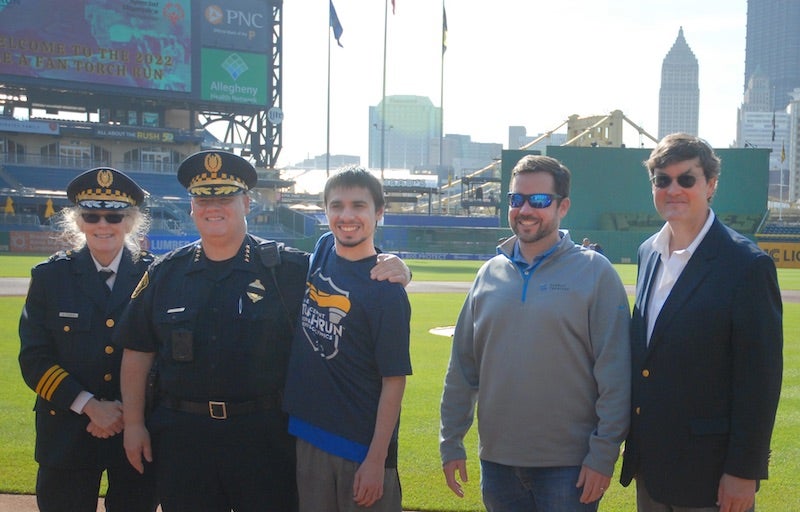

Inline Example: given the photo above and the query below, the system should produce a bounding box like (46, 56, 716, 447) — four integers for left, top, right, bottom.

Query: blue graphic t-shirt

(283, 233, 412, 464)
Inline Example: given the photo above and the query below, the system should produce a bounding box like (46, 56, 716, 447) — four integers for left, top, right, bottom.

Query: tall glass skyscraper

(368, 95, 441, 171)
(658, 27, 699, 139)
(745, 0, 800, 111)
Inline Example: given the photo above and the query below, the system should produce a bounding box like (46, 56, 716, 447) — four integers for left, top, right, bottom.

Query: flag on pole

(781, 142, 786, 163)
(771, 111, 776, 142)
(391, 0, 396, 14)
(330, 0, 344, 47)
(442, 4, 448, 54)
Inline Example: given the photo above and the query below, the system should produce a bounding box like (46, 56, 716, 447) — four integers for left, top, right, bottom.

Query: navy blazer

(19, 246, 153, 469)
(620, 217, 783, 507)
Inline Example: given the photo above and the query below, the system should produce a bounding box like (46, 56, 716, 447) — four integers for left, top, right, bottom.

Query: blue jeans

(481, 460, 599, 512)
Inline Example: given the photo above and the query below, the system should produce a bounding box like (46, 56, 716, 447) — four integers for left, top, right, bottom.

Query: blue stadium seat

(123, 172, 188, 198)
(4, 165, 83, 192)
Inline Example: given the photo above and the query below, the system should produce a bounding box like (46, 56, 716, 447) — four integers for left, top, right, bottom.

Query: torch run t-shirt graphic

(301, 272, 351, 360)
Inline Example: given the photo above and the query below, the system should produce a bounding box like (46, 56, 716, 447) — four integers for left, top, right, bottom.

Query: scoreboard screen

(0, 0, 272, 110)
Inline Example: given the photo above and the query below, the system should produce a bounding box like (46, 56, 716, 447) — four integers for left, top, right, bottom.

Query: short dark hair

(324, 166, 385, 210)
(645, 133, 721, 181)
(511, 155, 571, 199)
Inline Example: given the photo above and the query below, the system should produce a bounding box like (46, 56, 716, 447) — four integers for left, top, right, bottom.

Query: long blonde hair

(53, 206, 151, 261)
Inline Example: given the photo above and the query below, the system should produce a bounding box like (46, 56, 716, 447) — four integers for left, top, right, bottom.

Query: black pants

(36, 463, 157, 512)
(150, 407, 297, 512)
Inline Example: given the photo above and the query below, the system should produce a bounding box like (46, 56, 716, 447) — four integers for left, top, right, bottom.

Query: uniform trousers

(149, 407, 297, 512)
(36, 463, 157, 512)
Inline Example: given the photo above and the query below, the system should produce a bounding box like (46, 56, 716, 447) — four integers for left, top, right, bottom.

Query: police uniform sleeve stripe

(40, 368, 69, 402)
(35, 365, 69, 401)
(34, 366, 62, 395)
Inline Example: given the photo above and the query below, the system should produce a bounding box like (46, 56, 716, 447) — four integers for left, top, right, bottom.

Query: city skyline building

(288, 153, 360, 170)
(787, 89, 800, 203)
(737, 67, 790, 199)
(508, 126, 568, 153)
(439, 134, 502, 182)
(744, 0, 800, 111)
(658, 27, 699, 139)
(742, 0, 800, 204)
(741, 67, 773, 112)
(368, 95, 441, 172)
(367, 95, 502, 183)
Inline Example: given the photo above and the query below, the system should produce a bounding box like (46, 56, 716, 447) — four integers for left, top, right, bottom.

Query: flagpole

(380, 0, 389, 180)
(780, 140, 785, 221)
(439, 2, 447, 215)
(439, 2, 445, 178)
(326, 10, 332, 177)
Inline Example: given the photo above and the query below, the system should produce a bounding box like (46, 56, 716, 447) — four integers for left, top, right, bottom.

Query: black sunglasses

(650, 174, 698, 189)
(507, 192, 562, 209)
(81, 213, 126, 224)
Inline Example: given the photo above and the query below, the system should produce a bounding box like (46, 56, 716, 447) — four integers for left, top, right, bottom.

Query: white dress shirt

(646, 210, 715, 344)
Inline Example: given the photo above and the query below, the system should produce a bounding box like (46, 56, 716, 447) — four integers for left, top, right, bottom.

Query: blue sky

(279, 0, 746, 167)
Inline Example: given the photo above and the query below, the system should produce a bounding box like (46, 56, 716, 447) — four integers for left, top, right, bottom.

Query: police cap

(66, 167, 145, 209)
(177, 150, 258, 197)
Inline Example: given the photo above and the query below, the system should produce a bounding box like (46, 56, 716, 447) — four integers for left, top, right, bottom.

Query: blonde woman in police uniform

(19, 168, 158, 512)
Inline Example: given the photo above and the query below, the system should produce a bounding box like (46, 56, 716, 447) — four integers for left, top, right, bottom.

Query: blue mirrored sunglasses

(507, 192, 562, 209)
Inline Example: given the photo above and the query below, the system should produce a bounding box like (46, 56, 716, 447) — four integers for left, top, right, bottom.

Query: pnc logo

(205, 5, 224, 25)
(205, 5, 265, 29)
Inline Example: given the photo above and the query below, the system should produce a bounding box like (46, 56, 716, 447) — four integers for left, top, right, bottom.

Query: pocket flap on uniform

(46, 310, 91, 333)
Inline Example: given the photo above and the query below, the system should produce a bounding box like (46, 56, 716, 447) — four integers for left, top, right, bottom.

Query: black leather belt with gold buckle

(161, 395, 279, 420)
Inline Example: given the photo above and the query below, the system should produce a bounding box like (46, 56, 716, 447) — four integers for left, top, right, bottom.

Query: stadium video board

(0, 0, 272, 111)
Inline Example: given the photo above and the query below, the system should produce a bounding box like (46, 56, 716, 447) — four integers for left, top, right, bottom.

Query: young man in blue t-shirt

(283, 166, 412, 511)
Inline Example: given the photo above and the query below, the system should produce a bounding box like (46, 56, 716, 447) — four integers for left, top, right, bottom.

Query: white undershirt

(91, 248, 124, 290)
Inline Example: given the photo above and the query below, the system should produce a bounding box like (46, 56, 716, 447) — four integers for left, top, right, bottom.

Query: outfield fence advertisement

(3, 231, 200, 255)
(759, 242, 800, 269)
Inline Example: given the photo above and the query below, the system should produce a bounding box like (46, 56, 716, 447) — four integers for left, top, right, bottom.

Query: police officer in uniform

(19, 168, 158, 512)
(116, 151, 409, 512)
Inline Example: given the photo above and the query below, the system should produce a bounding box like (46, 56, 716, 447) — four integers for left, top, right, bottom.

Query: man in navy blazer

(620, 134, 783, 511)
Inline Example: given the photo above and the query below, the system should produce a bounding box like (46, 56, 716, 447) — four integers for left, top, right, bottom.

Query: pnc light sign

(201, 0, 269, 53)
(205, 5, 265, 28)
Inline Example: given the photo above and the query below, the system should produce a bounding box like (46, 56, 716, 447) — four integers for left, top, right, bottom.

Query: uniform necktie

(98, 269, 114, 293)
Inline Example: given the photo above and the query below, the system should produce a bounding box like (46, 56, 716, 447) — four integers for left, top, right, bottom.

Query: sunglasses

(507, 192, 562, 209)
(650, 174, 698, 189)
(81, 213, 126, 224)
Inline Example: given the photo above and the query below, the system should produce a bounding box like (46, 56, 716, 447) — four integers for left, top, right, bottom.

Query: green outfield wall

(498, 146, 772, 263)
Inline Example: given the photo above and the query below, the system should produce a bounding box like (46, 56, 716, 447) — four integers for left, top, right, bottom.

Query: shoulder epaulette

(138, 250, 155, 264)
(39, 250, 73, 267)
(158, 241, 199, 263)
(280, 244, 310, 267)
